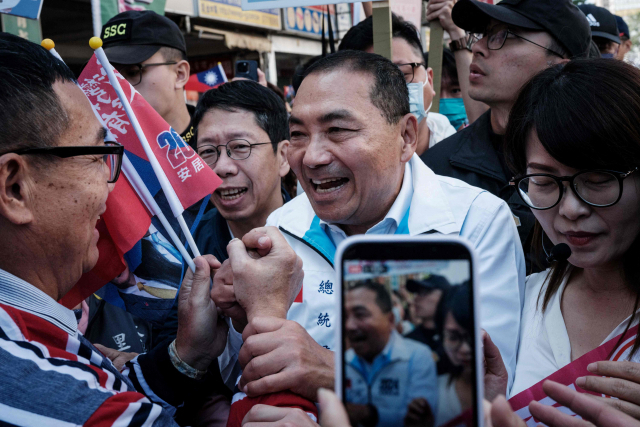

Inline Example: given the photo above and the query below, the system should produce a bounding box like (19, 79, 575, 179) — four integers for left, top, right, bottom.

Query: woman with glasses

(435, 282, 474, 427)
(502, 59, 640, 412)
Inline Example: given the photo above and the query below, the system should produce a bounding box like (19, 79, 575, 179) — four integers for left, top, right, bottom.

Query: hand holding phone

(235, 60, 258, 82)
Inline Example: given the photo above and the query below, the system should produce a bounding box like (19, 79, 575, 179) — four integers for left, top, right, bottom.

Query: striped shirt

(0, 269, 214, 426)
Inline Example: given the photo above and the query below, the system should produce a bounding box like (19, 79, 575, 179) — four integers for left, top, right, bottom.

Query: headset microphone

(546, 243, 572, 263)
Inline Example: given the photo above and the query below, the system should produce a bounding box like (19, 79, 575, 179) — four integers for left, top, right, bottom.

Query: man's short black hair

(303, 50, 410, 125)
(349, 280, 392, 314)
(158, 46, 188, 62)
(193, 80, 289, 152)
(339, 13, 424, 60)
(0, 33, 77, 153)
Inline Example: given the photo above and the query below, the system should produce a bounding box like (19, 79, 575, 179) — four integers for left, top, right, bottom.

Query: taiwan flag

(186, 63, 228, 93)
(59, 54, 222, 321)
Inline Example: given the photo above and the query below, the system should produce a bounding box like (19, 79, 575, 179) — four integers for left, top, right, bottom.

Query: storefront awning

(194, 25, 272, 52)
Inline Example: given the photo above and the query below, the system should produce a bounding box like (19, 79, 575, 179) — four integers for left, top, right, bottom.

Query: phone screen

(341, 242, 478, 427)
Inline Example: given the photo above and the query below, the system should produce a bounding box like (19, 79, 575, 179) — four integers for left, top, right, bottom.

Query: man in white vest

(215, 50, 524, 403)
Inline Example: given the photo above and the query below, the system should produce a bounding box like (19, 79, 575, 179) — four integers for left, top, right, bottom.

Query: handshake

(211, 227, 304, 332)
(174, 226, 304, 372)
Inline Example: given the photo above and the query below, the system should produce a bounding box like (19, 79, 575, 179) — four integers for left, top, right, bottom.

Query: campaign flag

(509, 325, 640, 425)
(60, 54, 221, 311)
(185, 63, 228, 93)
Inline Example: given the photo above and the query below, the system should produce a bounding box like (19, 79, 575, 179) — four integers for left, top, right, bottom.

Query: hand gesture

(425, 0, 465, 40)
(175, 255, 228, 371)
(483, 329, 509, 402)
(227, 227, 304, 322)
(575, 361, 640, 420)
(238, 317, 334, 401)
(404, 397, 434, 427)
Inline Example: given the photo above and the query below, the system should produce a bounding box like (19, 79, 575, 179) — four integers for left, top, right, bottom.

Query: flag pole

(121, 155, 197, 272)
(89, 37, 202, 258)
(42, 38, 198, 272)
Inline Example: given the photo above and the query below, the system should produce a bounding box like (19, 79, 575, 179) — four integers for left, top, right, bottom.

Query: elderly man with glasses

(422, 0, 592, 272)
(0, 33, 305, 426)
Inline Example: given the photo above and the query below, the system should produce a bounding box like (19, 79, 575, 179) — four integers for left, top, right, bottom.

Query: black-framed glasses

(6, 143, 124, 183)
(197, 139, 271, 166)
(115, 62, 178, 86)
(396, 62, 425, 83)
(510, 168, 638, 210)
(471, 24, 564, 58)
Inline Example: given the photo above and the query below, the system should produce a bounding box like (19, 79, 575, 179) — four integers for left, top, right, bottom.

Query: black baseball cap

(452, 0, 592, 59)
(616, 15, 630, 40)
(101, 11, 186, 65)
(406, 275, 451, 294)
(578, 5, 620, 44)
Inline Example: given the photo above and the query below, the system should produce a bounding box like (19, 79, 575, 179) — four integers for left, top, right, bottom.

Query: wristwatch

(449, 35, 472, 52)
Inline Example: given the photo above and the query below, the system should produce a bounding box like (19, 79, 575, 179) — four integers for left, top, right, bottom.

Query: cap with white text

(101, 10, 186, 65)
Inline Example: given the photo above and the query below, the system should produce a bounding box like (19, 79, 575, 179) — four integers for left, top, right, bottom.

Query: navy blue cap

(579, 5, 620, 44)
(615, 15, 630, 40)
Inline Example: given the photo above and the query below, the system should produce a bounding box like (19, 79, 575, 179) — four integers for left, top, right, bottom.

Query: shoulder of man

(420, 111, 491, 174)
(265, 192, 314, 228)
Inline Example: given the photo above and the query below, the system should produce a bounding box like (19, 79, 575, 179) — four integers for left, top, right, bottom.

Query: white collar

(0, 268, 77, 336)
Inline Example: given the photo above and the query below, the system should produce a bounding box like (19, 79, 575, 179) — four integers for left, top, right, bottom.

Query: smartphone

(235, 60, 258, 82)
(335, 235, 483, 427)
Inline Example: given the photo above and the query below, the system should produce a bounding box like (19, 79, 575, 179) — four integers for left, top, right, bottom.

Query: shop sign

(98, 0, 167, 26)
(1, 14, 41, 43)
(283, 5, 336, 38)
(198, 0, 281, 30)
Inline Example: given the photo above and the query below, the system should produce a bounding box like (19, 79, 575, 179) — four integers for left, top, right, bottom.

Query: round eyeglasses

(510, 168, 638, 210)
(197, 139, 271, 166)
(115, 62, 178, 87)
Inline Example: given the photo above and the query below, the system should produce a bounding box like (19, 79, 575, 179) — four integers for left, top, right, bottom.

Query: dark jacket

(421, 111, 539, 272)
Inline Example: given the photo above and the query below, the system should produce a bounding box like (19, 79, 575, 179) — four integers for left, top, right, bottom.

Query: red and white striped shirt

(0, 268, 215, 426)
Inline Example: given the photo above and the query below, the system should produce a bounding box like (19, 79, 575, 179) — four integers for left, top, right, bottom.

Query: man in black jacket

(421, 0, 591, 270)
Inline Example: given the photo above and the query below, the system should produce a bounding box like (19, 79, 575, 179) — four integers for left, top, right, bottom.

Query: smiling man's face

(289, 68, 415, 234)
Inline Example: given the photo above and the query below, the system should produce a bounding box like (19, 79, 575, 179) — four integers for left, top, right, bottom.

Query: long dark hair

(504, 59, 640, 358)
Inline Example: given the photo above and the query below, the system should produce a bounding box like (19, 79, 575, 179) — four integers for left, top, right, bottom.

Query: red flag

(79, 54, 222, 211)
(59, 176, 152, 308)
(60, 54, 221, 308)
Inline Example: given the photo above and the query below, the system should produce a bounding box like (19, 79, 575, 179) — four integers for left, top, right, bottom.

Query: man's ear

(0, 154, 35, 225)
(427, 66, 434, 89)
(175, 59, 190, 90)
(277, 140, 291, 178)
(399, 114, 419, 162)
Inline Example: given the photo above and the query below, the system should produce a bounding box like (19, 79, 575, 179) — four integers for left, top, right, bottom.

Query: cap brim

(592, 31, 621, 44)
(103, 45, 161, 65)
(452, 0, 544, 33)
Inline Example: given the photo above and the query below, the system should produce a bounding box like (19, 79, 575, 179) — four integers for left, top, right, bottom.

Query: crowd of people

(2, 0, 640, 426)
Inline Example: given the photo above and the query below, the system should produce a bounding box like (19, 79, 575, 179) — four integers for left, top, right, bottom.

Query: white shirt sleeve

(462, 193, 526, 392)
